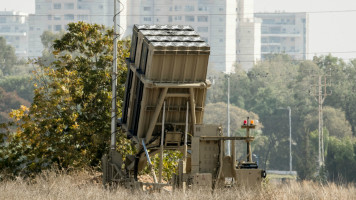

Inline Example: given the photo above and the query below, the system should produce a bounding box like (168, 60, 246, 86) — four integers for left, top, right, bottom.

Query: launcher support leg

(159, 101, 166, 183)
(189, 88, 196, 134)
(142, 139, 157, 183)
(145, 87, 168, 142)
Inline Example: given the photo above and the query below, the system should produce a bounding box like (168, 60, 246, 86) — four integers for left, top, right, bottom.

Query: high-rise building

(236, 0, 261, 71)
(254, 12, 309, 61)
(122, 0, 238, 73)
(29, 0, 114, 58)
(0, 11, 29, 58)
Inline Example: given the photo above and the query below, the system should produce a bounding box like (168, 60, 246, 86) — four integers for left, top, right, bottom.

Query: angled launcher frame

(103, 25, 266, 190)
(120, 24, 211, 184)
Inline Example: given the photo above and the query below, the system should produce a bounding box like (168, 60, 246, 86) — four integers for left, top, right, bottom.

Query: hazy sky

(2, 0, 356, 61)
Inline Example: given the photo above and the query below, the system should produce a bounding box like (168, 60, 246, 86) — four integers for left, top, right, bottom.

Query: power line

(3, 9, 356, 17)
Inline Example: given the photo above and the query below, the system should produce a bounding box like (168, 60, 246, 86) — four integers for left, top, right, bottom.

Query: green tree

(314, 55, 356, 136)
(0, 22, 130, 175)
(326, 136, 356, 183)
(38, 30, 64, 66)
(304, 106, 352, 138)
(0, 37, 17, 76)
(0, 75, 35, 102)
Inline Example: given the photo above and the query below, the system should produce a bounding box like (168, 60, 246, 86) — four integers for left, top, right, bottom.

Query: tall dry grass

(1, 170, 355, 200)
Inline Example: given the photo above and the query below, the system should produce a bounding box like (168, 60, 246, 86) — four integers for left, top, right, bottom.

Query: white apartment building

(254, 12, 309, 61)
(123, 0, 238, 73)
(0, 11, 29, 58)
(29, 0, 114, 58)
(236, 0, 261, 71)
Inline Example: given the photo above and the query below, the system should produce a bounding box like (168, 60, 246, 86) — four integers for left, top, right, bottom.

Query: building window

(168, 16, 172, 22)
(174, 5, 182, 11)
(0, 26, 10, 32)
(99, 5, 103, 9)
(197, 27, 208, 32)
(174, 16, 182, 21)
(48, 25, 52, 30)
(47, 15, 52, 20)
(0, 17, 6, 23)
(55, 25, 61, 31)
(270, 27, 281, 34)
(53, 3, 61, 9)
(185, 16, 194, 22)
(143, 7, 151, 11)
(219, 39, 224, 42)
(78, 15, 89, 20)
(197, 16, 208, 22)
(263, 19, 274, 24)
(143, 17, 151, 22)
(64, 3, 74, 9)
(54, 15, 61, 20)
(185, 5, 194, 12)
(198, 6, 207, 11)
(64, 14, 74, 20)
(36, 4, 41, 9)
(219, 7, 224, 12)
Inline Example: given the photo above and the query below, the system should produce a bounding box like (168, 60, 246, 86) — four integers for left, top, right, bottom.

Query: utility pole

(110, 0, 118, 150)
(310, 75, 331, 167)
(227, 74, 231, 156)
(288, 106, 292, 172)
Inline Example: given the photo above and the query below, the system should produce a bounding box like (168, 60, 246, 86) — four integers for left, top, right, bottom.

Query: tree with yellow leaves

(0, 22, 131, 175)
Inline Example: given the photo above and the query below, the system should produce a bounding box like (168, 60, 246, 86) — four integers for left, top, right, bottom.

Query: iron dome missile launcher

(102, 25, 266, 190)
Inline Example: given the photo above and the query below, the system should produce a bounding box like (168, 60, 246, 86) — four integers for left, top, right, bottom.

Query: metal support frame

(241, 117, 256, 162)
(159, 101, 166, 183)
(189, 88, 196, 134)
(142, 139, 157, 183)
(183, 101, 189, 160)
(145, 87, 168, 142)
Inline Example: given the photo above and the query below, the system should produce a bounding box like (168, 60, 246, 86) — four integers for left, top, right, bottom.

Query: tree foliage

(326, 136, 356, 183)
(0, 22, 130, 175)
(0, 75, 35, 102)
(206, 54, 356, 181)
(0, 37, 17, 76)
(38, 30, 64, 66)
(304, 106, 352, 138)
(0, 87, 30, 123)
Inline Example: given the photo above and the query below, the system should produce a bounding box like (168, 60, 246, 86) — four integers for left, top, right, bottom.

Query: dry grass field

(1, 170, 355, 200)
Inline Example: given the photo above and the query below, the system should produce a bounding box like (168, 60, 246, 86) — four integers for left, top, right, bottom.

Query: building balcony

(261, 50, 302, 54)
(261, 42, 281, 46)
(261, 33, 301, 37)
(0, 32, 27, 36)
